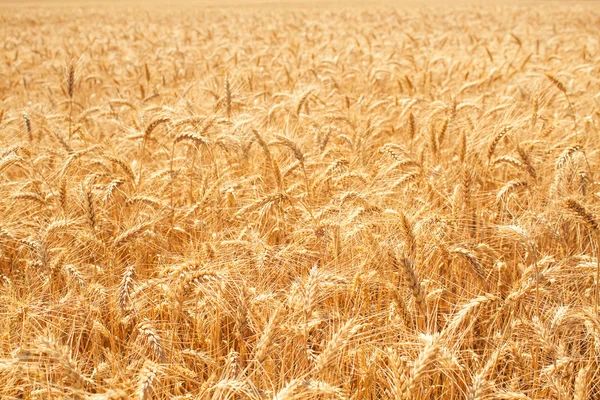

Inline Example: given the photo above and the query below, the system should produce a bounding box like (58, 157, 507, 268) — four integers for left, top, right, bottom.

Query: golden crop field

(1, 1, 600, 399)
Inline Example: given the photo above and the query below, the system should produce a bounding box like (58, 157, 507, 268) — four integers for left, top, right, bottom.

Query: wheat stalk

(1, 6, 599, 400)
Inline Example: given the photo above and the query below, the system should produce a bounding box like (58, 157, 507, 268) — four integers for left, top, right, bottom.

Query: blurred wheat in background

(1, 2, 600, 399)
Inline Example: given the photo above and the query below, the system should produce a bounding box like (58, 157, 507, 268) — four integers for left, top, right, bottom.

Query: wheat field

(1, 1, 600, 399)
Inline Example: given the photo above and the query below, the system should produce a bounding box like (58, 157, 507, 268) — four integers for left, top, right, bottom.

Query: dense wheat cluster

(1, 2, 600, 399)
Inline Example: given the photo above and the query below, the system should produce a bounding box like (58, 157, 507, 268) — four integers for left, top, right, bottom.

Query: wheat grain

(1, 5, 598, 400)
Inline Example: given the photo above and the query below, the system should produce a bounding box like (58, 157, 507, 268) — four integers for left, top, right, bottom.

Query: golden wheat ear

(2, 4, 600, 399)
